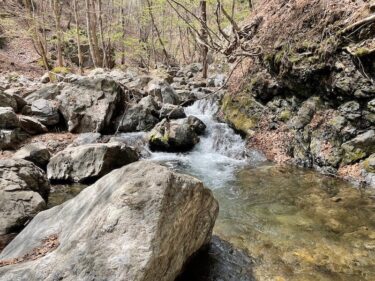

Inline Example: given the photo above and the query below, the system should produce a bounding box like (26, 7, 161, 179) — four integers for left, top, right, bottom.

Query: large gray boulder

(0, 159, 50, 235)
(149, 116, 206, 152)
(56, 77, 123, 133)
(13, 143, 51, 169)
(28, 99, 60, 126)
(0, 107, 19, 129)
(47, 142, 139, 183)
(0, 161, 219, 281)
(146, 79, 180, 105)
(117, 98, 159, 133)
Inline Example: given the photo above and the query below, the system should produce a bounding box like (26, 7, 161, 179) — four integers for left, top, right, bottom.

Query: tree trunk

(73, 0, 83, 74)
(85, 0, 102, 68)
(200, 0, 208, 78)
(53, 0, 63, 67)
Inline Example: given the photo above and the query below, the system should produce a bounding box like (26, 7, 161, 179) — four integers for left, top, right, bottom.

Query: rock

(67, 132, 101, 148)
(116, 103, 159, 133)
(13, 143, 51, 169)
(159, 103, 186, 119)
(188, 115, 207, 134)
(138, 95, 160, 112)
(0, 129, 28, 150)
(29, 99, 60, 126)
(57, 77, 123, 133)
(291, 97, 321, 130)
(0, 107, 19, 129)
(40, 73, 50, 84)
(47, 142, 139, 183)
(363, 154, 375, 173)
(208, 74, 226, 87)
(0, 91, 18, 111)
(368, 99, 375, 113)
(149, 117, 205, 152)
(0, 161, 218, 281)
(24, 84, 63, 103)
(3, 89, 27, 112)
(146, 79, 180, 105)
(18, 115, 48, 135)
(0, 159, 50, 235)
(342, 130, 375, 164)
(339, 101, 361, 121)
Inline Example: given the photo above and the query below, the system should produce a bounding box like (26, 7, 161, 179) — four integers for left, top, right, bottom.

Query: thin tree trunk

(200, 0, 208, 78)
(85, 0, 101, 67)
(97, 0, 107, 68)
(73, 0, 83, 74)
(53, 0, 63, 67)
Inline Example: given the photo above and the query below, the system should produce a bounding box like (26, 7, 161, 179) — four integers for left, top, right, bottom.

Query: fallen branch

(340, 14, 375, 35)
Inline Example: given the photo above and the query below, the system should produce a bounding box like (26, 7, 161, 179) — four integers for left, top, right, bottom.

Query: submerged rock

(47, 142, 139, 183)
(149, 117, 206, 152)
(0, 161, 219, 281)
(0, 159, 50, 235)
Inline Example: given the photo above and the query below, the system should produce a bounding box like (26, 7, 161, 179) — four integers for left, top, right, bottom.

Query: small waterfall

(150, 98, 266, 188)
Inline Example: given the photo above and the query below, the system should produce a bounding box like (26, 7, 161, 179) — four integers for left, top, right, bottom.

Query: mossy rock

(221, 93, 262, 135)
(363, 154, 375, 173)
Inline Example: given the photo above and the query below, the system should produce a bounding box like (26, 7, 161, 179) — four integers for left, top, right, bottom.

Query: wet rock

(0, 159, 50, 235)
(0, 161, 218, 281)
(13, 143, 51, 169)
(177, 236, 255, 281)
(56, 77, 123, 133)
(0, 107, 19, 129)
(159, 103, 186, 119)
(149, 117, 205, 152)
(339, 101, 361, 121)
(188, 115, 206, 134)
(47, 142, 139, 183)
(28, 99, 60, 126)
(18, 115, 48, 135)
(0, 91, 18, 111)
(342, 130, 375, 164)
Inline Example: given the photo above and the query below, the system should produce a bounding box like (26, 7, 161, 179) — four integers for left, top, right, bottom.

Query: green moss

(354, 47, 371, 57)
(221, 94, 258, 135)
(279, 110, 292, 122)
(52, 66, 71, 74)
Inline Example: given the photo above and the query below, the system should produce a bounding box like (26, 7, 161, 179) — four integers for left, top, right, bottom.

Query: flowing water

(48, 98, 375, 280)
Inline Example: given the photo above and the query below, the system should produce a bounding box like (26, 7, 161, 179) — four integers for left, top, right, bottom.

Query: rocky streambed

(0, 64, 374, 280)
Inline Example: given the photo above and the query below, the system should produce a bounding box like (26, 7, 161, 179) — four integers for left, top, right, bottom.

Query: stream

(49, 98, 375, 281)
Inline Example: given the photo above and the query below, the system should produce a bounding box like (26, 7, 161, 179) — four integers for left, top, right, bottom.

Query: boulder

(341, 130, 375, 164)
(0, 107, 19, 129)
(0, 159, 50, 235)
(47, 142, 139, 183)
(149, 117, 205, 152)
(0, 91, 18, 111)
(24, 84, 63, 103)
(188, 115, 207, 134)
(56, 77, 123, 133)
(0, 129, 28, 150)
(290, 97, 321, 130)
(0, 161, 219, 281)
(67, 132, 101, 148)
(339, 101, 361, 121)
(28, 99, 60, 126)
(18, 115, 48, 135)
(3, 89, 27, 112)
(146, 79, 180, 105)
(13, 143, 51, 169)
(159, 103, 186, 119)
(116, 103, 159, 133)
(363, 154, 375, 173)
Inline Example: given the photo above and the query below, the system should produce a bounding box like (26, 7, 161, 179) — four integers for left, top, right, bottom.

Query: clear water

(48, 98, 375, 280)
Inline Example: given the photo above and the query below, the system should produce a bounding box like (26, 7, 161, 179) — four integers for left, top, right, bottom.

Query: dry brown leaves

(0, 234, 59, 267)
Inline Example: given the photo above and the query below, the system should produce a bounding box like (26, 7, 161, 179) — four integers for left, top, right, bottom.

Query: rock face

(47, 142, 139, 183)
(13, 143, 51, 169)
(0, 159, 50, 235)
(56, 77, 123, 133)
(0, 161, 219, 281)
(149, 117, 206, 152)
